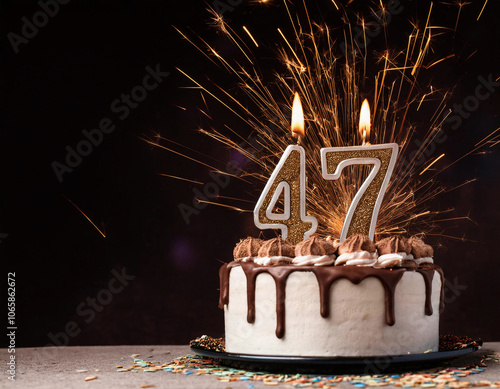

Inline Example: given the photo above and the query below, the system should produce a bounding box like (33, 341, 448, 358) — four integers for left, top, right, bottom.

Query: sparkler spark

(477, 0, 489, 20)
(63, 196, 106, 238)
(242, 26, 259, 47)
(196, 199, 251, 213)
(159, 174, 203, 185)
(162, 1, 498, 241)
(420, 154, 446, 176)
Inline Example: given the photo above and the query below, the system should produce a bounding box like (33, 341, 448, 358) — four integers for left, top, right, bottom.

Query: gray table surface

(1, 343, 499, 388)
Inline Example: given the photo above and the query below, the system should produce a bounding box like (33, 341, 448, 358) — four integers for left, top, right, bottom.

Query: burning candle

(254, 93, 317, 244)
(359, 99, 371, 145)
(291, 92, 305, 140)
(320, 100, 398, 241)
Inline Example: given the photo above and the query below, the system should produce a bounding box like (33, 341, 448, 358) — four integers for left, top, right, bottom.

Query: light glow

(291, 92, 305, 138)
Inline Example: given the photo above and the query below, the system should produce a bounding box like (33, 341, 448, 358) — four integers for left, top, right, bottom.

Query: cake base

(220, 262, 443, 357)
(190, 339, 481, 374)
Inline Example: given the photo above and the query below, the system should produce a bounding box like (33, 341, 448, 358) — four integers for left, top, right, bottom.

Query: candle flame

(291, 92, 305, 138)
(359, 99, 371, 145)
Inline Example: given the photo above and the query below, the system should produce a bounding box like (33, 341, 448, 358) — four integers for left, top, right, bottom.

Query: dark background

(1, 0, 499, 348)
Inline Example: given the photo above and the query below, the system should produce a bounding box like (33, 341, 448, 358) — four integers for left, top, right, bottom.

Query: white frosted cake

(219, 235, 443, 357)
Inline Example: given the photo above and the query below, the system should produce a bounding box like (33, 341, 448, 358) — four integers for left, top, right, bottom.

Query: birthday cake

(214, 92, 445, 357)
(219, 235, 443, 357)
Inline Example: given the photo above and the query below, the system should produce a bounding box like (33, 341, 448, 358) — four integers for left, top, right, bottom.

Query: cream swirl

(293, 255, 335, 266)
(375, 252, 414, 268)
(335, 251, 378, 266)
(254, 256, 293, 266)
(237, 256, 255, 262)
(414, 256, 434, 265)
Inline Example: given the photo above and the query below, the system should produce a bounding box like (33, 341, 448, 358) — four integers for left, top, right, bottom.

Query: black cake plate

(190, 342, 482, 374)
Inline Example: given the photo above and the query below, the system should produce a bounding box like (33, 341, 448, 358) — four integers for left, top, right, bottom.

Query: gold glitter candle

(253, 93, 317, 244)
(254, 145, 318, 244)
(320, 143, 398, 241)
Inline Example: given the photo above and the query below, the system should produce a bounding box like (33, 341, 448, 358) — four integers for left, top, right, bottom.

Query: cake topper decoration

(321, 101, 398, 241)
(253, 93, 317, 244)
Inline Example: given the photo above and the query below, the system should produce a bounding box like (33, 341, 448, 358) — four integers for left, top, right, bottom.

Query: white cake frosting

(222, 264, 441, 357)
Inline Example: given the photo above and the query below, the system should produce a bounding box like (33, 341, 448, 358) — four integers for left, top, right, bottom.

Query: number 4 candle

(253, 93, 318, 244)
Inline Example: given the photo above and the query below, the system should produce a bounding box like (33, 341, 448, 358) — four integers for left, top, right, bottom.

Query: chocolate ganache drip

(415, 268, 435, 316)
(312, 266, 405, 324)
(219, 262, 444, 339)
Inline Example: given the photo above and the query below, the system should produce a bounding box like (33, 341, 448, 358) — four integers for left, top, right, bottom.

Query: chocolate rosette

(409, 236, 435, 266)
(293, 236, 338, 266)
(335, 234, 378, 266)
(233, 237, 264, 262)
(375, 236, 415, 268)
(255, 237, 295, 266)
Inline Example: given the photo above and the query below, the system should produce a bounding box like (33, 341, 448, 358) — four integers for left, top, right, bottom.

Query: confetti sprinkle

(117, 337, 498, 388)
(84, 376, 97, 382)
(189, 335, 225, 352)
(440, 335, 482, 351)
(190, 334, 482, 355)
(76, 370, 88, 373)
(116, 352, 500, 388)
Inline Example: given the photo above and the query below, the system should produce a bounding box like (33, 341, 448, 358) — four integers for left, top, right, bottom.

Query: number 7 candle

(320, 100, 398, 241)
(253, 93, 318, 244)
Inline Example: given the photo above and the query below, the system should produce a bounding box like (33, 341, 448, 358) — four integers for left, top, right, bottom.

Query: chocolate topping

(376, 236, 411, 255)
(219, 262, 445, 339)
(258, 238, 295, 258)
(295, 236, 337, 257)
(233, 237, 264, 260)
(409, 236, 434, 259)
(415, 268, 437, 316)
(399, 259, 418, 270)
(338, 234, 375, 255)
